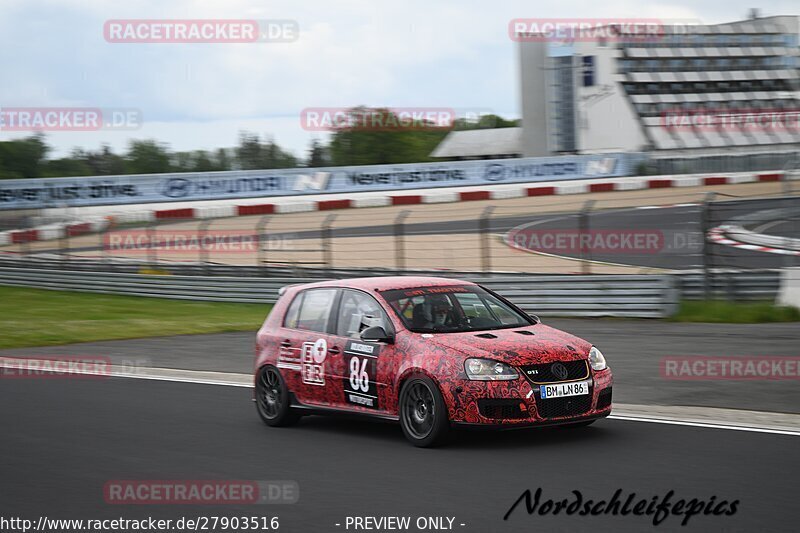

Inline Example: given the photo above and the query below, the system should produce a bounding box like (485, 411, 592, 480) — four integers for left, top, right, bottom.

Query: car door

(276, 287, 340, 407)
(327, 289, 395, 413)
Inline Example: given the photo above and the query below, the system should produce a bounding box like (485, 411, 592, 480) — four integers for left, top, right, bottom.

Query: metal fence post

(701, 192, 716, 300)
(99, 223, 109, 270)
(322, 214, 337, 270)
(60, 224, 70, 268)
(198, 219, 213, 273)
(579, 200, 596, 275)
(480, 206, 495, 274)
(146, 219, 158, 267)
(256, 215, 271, 274)
(394, 210, 410, 272)
(20, 231, 31, 257)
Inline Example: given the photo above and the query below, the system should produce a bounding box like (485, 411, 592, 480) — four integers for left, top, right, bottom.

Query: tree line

(0, 108, 517, 179)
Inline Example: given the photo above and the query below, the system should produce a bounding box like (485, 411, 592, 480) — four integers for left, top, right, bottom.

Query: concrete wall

(518, 40, 551, 157)
(572, 40, 648, 153)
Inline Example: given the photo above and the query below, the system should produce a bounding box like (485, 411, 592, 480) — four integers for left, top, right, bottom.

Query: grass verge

(0, 286, 272, 349)
(671, 300, 800, 323)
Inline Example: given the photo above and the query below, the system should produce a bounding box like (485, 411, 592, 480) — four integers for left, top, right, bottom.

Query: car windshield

(381, 285, 532, 333)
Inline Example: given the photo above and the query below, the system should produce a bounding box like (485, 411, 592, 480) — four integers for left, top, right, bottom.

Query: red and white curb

(707, 225, 800, 256)
(0, 171, 789, 246)
(0, 217, 110, 247)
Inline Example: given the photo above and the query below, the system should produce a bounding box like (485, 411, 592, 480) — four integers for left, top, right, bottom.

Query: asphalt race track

(2, 319, 797, 413)
(1, 309, 798, 533)
(1, 377, 798, 533)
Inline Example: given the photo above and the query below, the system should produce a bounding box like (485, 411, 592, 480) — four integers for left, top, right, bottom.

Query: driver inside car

(413, 294, 460, 330)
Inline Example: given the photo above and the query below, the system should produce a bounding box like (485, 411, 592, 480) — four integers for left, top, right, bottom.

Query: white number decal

(349, 357, 370, 392)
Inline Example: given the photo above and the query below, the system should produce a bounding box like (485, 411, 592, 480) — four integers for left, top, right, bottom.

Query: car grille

(519, 359, 589, 384)
(535, 394, 593, 419)
(477, 399, 527, 420)
(597, 388, 612, 410)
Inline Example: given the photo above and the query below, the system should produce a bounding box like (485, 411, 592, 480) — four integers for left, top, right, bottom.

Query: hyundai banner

(0, 153, 633, 210)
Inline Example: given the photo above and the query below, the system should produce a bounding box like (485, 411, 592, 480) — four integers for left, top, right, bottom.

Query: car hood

(423, 324, 591, 365)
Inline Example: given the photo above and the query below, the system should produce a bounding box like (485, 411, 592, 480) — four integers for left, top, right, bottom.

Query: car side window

(453, 293, 486, 319)
(282, 292, 304, 329)
(390, 295, 425, 321)
(486, 300, 522, 325)
(336, 290, 388, 338)
(291, 289, 337, 333)
(454, 292, 520, 325)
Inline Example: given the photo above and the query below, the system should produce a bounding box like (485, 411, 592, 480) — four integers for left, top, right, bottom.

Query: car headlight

(589, 346, 607, 371)
(464, 358, 519, 381)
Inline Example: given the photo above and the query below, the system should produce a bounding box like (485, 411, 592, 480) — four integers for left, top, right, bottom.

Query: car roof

(290, 276, 476, 293)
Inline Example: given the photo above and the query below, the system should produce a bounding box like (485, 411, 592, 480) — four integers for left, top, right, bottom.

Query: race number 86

(349, 357, 369, 392)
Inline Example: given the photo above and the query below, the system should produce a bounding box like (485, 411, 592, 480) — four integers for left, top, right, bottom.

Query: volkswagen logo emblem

(551, 362, 569, 381)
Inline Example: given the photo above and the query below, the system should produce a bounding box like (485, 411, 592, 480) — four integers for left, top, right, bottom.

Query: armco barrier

(476, 275, 678, 318)
(678, 271, 781, 300)
(0, 266, 679, 318)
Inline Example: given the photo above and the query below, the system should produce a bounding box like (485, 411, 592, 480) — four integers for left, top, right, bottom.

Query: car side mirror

(528, 314, 541, 324)
(361, 326, 394, 344)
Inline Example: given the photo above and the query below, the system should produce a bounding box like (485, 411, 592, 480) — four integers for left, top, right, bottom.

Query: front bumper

(444, 368, 613, 427)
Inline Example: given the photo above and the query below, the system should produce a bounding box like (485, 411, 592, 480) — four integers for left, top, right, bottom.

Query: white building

(518, 14, 800, 159)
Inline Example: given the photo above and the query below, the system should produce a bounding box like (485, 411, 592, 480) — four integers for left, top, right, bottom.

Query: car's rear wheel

(399, 376, 449, 447)
(255, 366, 300, 427)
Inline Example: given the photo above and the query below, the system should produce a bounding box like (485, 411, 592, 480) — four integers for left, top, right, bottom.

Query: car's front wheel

(255, 366, 301, 427)
(399, 376, 449, 447)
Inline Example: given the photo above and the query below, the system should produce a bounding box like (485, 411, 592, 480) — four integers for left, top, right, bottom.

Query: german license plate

(540, 380, 590, 399)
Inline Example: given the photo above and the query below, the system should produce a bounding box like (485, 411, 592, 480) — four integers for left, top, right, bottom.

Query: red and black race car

(254, 276, 612, 447)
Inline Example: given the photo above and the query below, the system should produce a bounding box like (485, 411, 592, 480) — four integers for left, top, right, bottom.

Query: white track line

(608, 414, 800, 437)
(3, 359, 798, 436)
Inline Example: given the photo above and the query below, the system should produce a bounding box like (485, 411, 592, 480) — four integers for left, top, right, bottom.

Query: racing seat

(412, 303, 430, 329)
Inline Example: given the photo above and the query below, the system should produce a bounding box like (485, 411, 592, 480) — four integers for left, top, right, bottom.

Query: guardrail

(677, 270, 781, 301)
(0, 265, 679, 318)
(0, 254, 784, 314)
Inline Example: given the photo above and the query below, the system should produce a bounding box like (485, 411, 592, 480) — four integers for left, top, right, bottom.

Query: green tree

(173, 150, 223, 172)
(327, 107, 450, 166)
(235, 132, 297, 170)
(0, 134, 49, 178)
(307, 139, 329, 167)
(83, 145, 127, 175)
(214, 148, 231, 171)
(126, 139, 172, 174)
(42, 149, 92, 177)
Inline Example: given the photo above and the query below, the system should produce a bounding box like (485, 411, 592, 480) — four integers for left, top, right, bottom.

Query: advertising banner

(0, 153, 631, 210)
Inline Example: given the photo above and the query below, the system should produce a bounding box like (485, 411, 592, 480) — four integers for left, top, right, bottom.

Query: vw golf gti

(254, 276, 613, 446)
